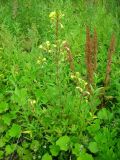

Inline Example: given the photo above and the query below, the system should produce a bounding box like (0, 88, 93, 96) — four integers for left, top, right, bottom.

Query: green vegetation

(0, 0, 120, 159)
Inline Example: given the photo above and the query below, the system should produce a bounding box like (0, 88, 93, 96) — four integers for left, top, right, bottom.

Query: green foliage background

(0, 0, 120, 159)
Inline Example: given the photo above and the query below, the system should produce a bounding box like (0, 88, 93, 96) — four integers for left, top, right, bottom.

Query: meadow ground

(0, 1, 120, 160)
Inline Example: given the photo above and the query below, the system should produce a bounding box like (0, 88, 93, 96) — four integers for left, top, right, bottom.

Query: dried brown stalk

(12, 0, 18, 19)
(85, 26, 93, 91)
(92, 28, 98, 72)
(64, 42, 75, 72)
(104, 34, 115, 87)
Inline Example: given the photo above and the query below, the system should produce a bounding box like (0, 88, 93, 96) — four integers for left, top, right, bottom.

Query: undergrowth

(0, 0, 120, 160)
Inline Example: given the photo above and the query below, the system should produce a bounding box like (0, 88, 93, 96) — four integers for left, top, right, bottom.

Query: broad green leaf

(0, 151, 4, 159)
(72, 143, 83, 156)
(0, 138, 6, 148)
(2, 114, 12, 126)
(50, 145, 60, 156)
(87, 119, 100, 135)
(5, 145, 15, 156)
(97, 108, 109, 120)
(17, 146, 24, 157)
(22, 155, 33, 160)
(8, 124, 21, 137)
(30, 140, 39, 151)
(22, 149, 33, 160)
(56, 135, 70, 151)
(88, 142, 98, 153)
(77, 153, 94, 160)
(11, 88, 27, 106)
(42, 153, 52, 160)
(0, 120, 7, 133)
(0, 102, 8, 113)
(22, 142, 30, 149)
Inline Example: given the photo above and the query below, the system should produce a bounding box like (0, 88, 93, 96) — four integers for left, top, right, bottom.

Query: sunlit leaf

(56, 135, 70, 151)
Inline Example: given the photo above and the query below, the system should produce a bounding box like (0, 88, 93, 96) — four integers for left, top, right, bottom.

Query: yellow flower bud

(49, 11, 56, 20)
(70, 74, 75, 79)
(76, 86, 83, 92)
(46, 41, 50, 47)
(39, 45, 43, 49)
(42, 58, 46, 62)
(37, 60, 41, 64)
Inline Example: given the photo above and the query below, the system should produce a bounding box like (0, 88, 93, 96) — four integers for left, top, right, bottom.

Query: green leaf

(88, 142, 98, 153)
(0, 138, 6, 148)
(77, 153, 94, 160)
(0, 151, 4, 159)
(56, 135, 70, 151)
(5, 145, 15, 156)
(97, 108, 109, 120)
(87, 119, 100, 135)
(2, 114, 12, 126)
(0, 120, 7, 133)
(72, 143, 83, 156)
(17, 146, 24, 157)
(22, 149, 33, 160)
(11, 88, 27, 106)
(8, 124, 21, 137)
(22, 142, 30, 149)
(30, 140, 39, 151)
(0, 102, 9, 113)
(42, 153, 52, 160)
(50, 145, 60, 156)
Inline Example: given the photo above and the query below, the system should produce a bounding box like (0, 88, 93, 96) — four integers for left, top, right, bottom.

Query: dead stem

(104, 34, 115, 87)
(85, 26, 93, 92)
(92, 28, 98, 73)
(63, 42, 75, 72)
(12, 0, 18, 19)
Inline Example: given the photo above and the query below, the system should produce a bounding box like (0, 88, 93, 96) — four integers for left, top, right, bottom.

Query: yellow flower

(39, 45, 43, 49)
(62, 40, 67, 46)
(46, 41, 50, 47)
(84, 91, 90, 95)
(70, 74, 76, 79)
(76, 72, 80, 77)
(90, 112, 97, 119)
(37, 60, 41, 64)
(78, 78, 81, 82)
(30, 100, 36, 105)
(42, 58, 46, 62)
(48, 50, 52, 53)
(84, 82, 88, 86)
(49, 11, 64, 20)
(76, 86, 83, 92)
(49, 11, 56, 20)
(60, 23, 64, 29)
(22, 130, 32, 138)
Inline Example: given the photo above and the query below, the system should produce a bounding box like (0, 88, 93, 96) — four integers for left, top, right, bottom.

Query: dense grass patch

(0, 1, 120, 159)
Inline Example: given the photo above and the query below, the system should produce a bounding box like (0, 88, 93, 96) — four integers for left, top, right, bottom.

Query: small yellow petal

(39, 45, 43, 49)
(49, 11, 56, 20)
